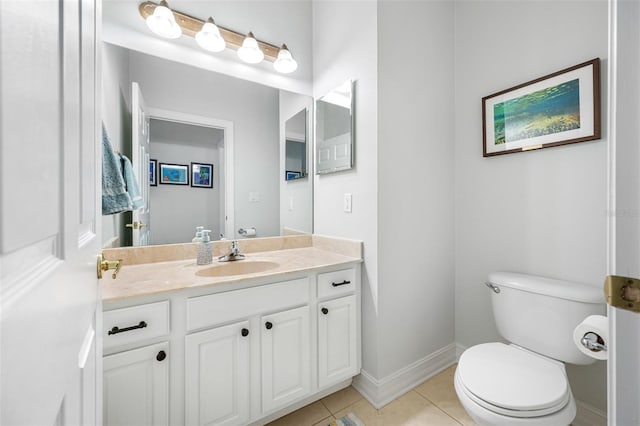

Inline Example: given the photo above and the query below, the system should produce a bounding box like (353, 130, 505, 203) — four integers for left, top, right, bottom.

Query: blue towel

(120, 154, 144, 210)
(102, 125, 132, 215)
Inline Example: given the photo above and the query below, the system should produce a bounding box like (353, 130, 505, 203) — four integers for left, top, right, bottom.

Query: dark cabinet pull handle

(241, 328, 249, 337)
(108, 321, 147, 335)
(265, 321, 273, 330)
(332, 280, 351, 287)
(156, 350, 167, 362)
(321, 307, 329, 315)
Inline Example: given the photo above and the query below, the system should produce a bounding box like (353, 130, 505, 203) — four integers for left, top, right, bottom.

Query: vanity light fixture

(195, 18, 226, 52)
(145, 0, 182, 39)
(273, 44, 298, 74)
(237, 32, 265, 64)
(139, 1, 298, 74)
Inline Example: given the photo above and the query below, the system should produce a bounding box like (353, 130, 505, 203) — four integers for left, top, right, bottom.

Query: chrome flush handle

(485, 281, 501, 294)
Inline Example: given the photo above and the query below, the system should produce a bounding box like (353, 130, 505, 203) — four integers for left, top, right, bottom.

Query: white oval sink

(195, 261, 280, 277)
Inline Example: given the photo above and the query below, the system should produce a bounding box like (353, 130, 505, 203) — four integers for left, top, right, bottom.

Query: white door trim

(606, 0, 640, 424)
(146, 107, 235, 240)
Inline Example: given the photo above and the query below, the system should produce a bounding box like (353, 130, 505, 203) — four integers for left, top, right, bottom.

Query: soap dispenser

(197, 229, 213, 265)
(192, 226, 204, 243)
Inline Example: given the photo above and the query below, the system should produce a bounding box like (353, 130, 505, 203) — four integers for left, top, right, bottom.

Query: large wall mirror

(285, 109, 307, 181)
(101, 43, 313, 247)
(315, 79, 354, 174)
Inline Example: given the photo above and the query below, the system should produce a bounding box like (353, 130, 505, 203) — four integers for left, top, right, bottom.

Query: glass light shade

(195, 19, 226, 52)
(237, 32, 264, 64)
(146, 3, 182, 39)
(273, 45, 298, 73)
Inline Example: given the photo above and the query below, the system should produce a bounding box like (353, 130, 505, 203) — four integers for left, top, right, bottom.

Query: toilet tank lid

(488, 272, 604, 303)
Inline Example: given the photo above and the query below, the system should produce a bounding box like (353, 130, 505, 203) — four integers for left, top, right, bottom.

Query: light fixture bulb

(237, 32, 264, 64)
(146, 1, 182, 39)
(273, 44, 298, 73)
(195, 18, 226, 52)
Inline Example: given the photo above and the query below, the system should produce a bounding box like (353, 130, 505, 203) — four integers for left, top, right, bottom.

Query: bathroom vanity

(101, 235, 362, 426)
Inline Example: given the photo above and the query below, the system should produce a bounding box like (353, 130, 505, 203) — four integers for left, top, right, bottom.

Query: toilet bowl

(453, 272, 605, 426)
(454, 343, 576, 426)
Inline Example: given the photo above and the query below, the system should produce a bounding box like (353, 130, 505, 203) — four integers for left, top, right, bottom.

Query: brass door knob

(97, 254, 122, 279)
(125, 221, 147, 230)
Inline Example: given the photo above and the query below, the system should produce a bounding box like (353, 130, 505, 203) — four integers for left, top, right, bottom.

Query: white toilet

(454, 272, 604, 426)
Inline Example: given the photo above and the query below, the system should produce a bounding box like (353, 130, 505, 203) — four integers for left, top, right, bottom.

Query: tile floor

(267, 365, 476, 426)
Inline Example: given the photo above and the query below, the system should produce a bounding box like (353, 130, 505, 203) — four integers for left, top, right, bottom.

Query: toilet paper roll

(238, 227, 257, 237)
(573, 315, 608, 360)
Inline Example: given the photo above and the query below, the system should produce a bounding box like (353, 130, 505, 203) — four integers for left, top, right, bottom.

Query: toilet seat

(457, 343, 570, 418)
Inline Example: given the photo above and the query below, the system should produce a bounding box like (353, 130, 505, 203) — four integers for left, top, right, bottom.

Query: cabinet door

(261, 306, 311, 413)
(185, 321, 250, 426)
(103, 342, 169, 426)
(318, 295, 358, 388)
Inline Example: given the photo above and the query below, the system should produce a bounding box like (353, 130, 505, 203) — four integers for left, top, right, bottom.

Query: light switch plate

(344, 193, 352, 213)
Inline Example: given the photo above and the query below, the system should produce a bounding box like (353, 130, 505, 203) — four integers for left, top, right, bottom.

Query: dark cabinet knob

(265, 321, 273, 330)
(241, 328, 249, 337)
(156, 350, 167, 362)
(321, 307, 329, 315)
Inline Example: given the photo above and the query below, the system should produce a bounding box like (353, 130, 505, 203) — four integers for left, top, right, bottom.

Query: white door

(261, 306, 311, 413)
(131, 82, 151, 245)
(318, 295, 358, 388)
(0, 0, 101, 424)
(185, 321, 251, 425)
(103, 342, 169, 426)
(607, 1, 640, 425)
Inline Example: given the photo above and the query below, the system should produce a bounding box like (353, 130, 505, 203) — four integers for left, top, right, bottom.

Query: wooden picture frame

(149, 159, 157, 186)
(159, 163, 189, 185)
(191, 162, 213, 188)
(483, 58, 600, 157)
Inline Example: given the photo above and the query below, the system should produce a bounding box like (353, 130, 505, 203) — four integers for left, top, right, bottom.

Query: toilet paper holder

(580, 332, 607, 352)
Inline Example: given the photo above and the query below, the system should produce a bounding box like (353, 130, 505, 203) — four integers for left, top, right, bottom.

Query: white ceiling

(103, 0, 313, 94)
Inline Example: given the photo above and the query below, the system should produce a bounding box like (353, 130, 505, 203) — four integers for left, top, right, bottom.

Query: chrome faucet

(218, 240, 245, 262)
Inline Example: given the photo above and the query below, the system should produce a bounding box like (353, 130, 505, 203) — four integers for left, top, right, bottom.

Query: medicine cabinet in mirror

(315, 79, 354, 174)
(285, 109, 307, 181)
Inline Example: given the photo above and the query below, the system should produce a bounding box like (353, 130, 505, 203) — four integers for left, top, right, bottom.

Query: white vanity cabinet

(103, 341, 170, 426)
(261, 305, 311, 413)
(318, 295, 358, 388)
(103, 262, 361, 426)
(185, 321, 251, 426)
(316, 268, 359, 389)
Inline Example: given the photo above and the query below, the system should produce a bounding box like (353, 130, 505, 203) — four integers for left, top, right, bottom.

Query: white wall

(454, 0, 608, 411)
(101, 43, 131, 247)
(312, 0, 380, 378)
(377, 0, 455, 379)
(279, 90, 313, 234)
(149, 121, 222, 245)
(126, 48, 281, 239)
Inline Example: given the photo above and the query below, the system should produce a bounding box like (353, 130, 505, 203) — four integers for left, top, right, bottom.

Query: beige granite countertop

(102, 235, 362, 302)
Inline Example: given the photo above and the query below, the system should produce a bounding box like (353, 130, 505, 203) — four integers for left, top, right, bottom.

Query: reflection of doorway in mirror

(149, 117, 227, 245)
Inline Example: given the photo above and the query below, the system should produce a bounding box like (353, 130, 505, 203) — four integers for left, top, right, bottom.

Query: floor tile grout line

(412, 389, 465, 425)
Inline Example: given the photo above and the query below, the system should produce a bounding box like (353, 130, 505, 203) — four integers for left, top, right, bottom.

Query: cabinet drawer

(317, 268, 356, 299)
(103, 301, 170, 351)
(187, 278, 309, 331)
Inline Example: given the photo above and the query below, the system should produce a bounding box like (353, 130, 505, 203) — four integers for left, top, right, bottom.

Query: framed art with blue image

(149, 159, 157, 186)
(159, 162, 189, 185)
(191, 162, 213, 188)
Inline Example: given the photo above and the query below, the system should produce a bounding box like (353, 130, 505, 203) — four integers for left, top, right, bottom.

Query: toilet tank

(488, 272, 605, 365)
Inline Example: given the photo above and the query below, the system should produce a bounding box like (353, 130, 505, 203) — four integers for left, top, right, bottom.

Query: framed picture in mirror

(159, 163, 189, 185)
(149, 159, 157, 186)
(191, 162, 213, 188)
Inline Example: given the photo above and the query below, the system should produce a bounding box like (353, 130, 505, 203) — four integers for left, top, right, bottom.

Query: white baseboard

(352, 343, 457, 409)
(456, 342, 468, 359)
(573, 400, 607, 426)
